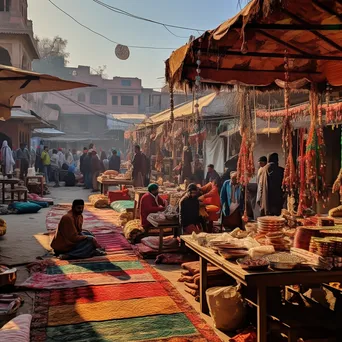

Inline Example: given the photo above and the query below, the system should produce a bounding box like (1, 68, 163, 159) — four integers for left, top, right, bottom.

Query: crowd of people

(139, 152, 285, 237)
(48, 148, 285, 260)
(0, 140, 122, 192)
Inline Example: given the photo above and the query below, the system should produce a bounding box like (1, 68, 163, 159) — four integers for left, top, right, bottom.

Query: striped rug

(29, 205, 221, 341)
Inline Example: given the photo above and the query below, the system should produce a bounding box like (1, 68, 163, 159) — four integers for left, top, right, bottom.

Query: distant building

(139, 86, 189, 115)
(0, 0, 46, 149)
(31, 57, 144, 149)
(33, 57, 143, 116)
(0, 0, 38, 69)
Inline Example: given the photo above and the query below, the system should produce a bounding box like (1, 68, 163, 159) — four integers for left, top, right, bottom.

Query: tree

(91, 65, 108, 78)
(36, 35, 70, 64)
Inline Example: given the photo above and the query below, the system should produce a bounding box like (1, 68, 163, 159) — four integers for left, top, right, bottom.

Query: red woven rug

(29, 205, 222, 342)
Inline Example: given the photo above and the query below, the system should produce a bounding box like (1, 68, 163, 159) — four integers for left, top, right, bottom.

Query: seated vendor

(140, 183, 166, 229)
(178, 183, 202, 235)
(51, 199, 105, 259)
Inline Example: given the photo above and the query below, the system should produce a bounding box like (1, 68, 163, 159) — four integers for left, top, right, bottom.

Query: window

(121, 95, 134, 106)
(90, 89, 107, 105)
(77, 93, 85, 102)
(121, 79, 131, 87)
(112, 95, 118, 105)
(0, 47, 11, 66)
(0, 0, 11, 11)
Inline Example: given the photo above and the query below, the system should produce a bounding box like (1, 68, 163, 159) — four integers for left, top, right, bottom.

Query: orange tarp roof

(0, 64, 93, 121)
(166, 0, 342, 91)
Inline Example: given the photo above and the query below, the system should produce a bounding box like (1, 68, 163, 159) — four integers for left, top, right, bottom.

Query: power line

(92, 0, 205, 32)
(162, 25, 189, 39)
(48, 0, 177, 50)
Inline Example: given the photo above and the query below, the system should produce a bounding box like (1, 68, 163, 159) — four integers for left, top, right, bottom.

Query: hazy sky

(28, 0, 241, 89)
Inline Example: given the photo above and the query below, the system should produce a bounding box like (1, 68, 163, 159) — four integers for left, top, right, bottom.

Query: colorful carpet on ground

(27, 204, 221, 341)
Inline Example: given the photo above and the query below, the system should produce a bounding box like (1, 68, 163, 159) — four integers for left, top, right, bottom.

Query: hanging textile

(305, 84, 328, 206)
(204, 136, 225, 174)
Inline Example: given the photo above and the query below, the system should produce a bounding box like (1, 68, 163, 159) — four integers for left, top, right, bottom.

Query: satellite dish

(115, 44, 130, 60)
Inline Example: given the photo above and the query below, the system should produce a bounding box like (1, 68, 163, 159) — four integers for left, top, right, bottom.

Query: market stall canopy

(33, 128, 65, 136)
(165, 0, 342, 91)
(220, 118, 281, 136)
(107, 114, 147, 131)
(138, 92, 238, 128)
(0, 64, 93, 121)
(9, 109, 51, 128)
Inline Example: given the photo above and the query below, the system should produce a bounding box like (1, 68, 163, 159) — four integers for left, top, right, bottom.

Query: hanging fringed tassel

(305, 83, 328, 207)
(169, 80, 174, 125)
(297, 129, 307, 216)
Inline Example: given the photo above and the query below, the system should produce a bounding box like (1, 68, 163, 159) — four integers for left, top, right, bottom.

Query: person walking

(82, 150, 92, 189)
(66, 150, 74, 166)
(100, 151, 109, 171)
(109, 150, 121, 172)
(57, 148, 66, 167)
(80, 147, 88, 181)
(205, 164, 220, 185)
(50, 149, 61, 187)
(257, 153, 285, 216)
(41, 146, 51, 183)
(91, 150, 101, 192)
(16, 143, 30, 180)
(132, 145, 147, 188)
(35, 140, 44, 172)
(30, 146, 36, 168)
(0, 140, 15, 178)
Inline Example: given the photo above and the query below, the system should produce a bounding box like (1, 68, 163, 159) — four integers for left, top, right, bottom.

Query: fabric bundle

(141, 236, 179, 251)
(88, 194, 109, 208)
(118, 212, 133, 226)
(110, 200, 134, 213)
(0, 314, 32, 342)
(133, 236, 180, 258)
(147, 213, 166, 227)
(178, 261, 234, 299)
(123, 219, 144, 242)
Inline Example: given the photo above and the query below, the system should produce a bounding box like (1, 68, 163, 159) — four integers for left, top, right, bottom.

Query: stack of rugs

(178, 261, 235, 301)
(134, 236, 180, 258)
(123, 219, 144, 242)
(88, 194, 109, 208)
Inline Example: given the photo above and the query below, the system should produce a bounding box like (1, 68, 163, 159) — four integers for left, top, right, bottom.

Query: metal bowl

(269, 261, 299, 270)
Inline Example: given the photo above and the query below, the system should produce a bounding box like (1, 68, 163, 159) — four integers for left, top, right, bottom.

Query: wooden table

(0, 178, 20, 204)
(25, 175, 44, 197)
(148, 217, 179, 252)
(181, 235, 342, 342)
(97, 177, 133, 195)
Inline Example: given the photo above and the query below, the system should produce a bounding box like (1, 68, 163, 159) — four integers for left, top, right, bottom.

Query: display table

(181, 235, 342, 342)
(97, 177, 133, 194)
(0, 178, 20, 203)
